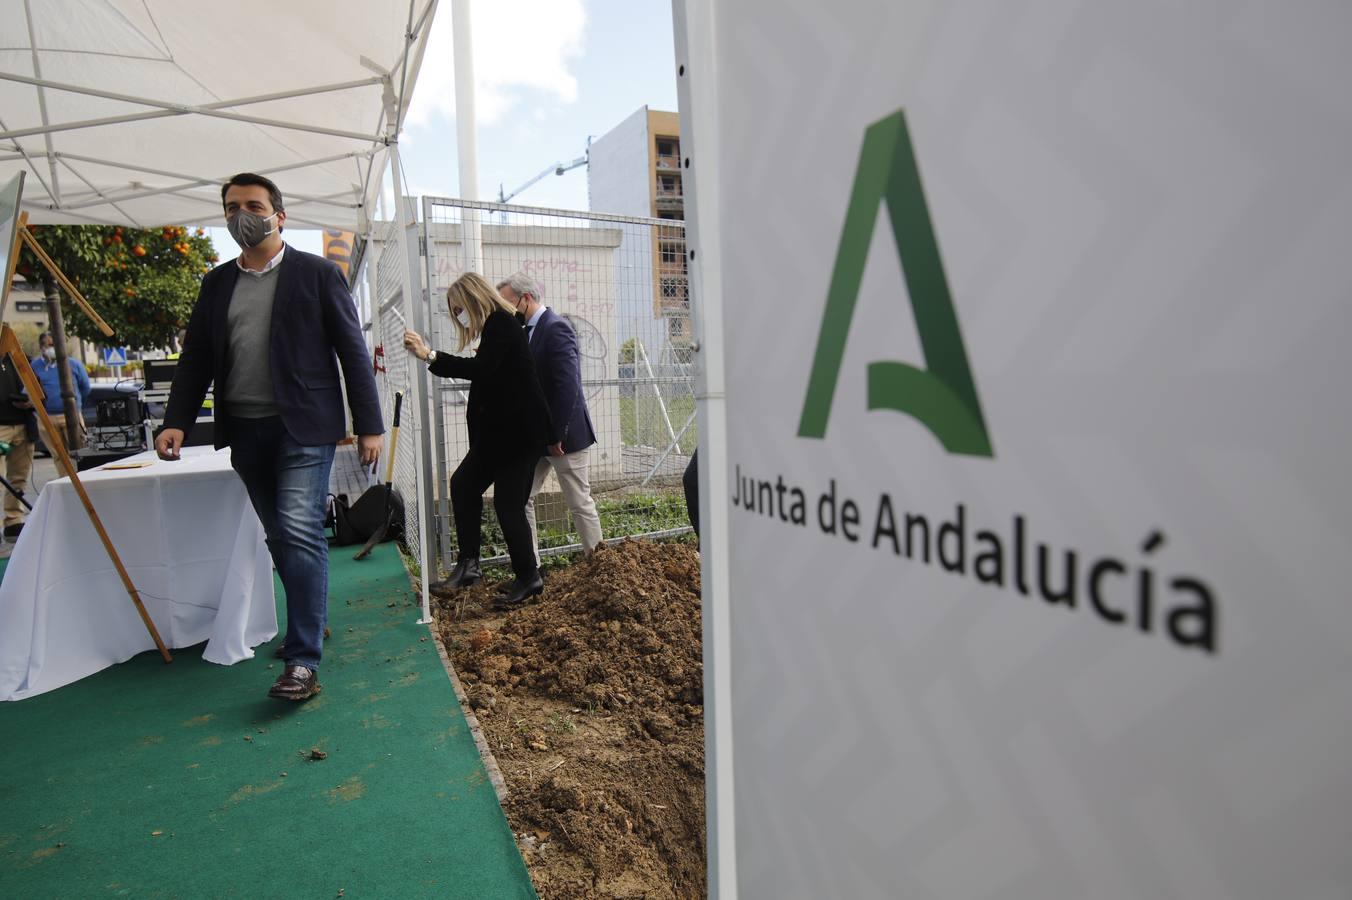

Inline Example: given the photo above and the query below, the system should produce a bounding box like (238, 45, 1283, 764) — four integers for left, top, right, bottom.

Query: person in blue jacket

(32, 331, 92, 472)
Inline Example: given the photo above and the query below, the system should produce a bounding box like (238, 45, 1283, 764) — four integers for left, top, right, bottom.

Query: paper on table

(99, 460, 156, 470)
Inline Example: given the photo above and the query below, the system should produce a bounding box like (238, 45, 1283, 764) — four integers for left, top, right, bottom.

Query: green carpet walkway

(0, 544, 535, 900)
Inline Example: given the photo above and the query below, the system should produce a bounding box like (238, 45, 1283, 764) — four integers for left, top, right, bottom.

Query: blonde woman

(403, 273, 555, 607)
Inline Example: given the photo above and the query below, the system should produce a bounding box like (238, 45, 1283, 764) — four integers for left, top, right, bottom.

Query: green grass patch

(619, 394, 697, 454)
(434, 490, 693, 581)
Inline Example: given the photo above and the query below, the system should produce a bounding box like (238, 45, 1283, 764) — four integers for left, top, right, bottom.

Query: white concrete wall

(587, 106, 673, 366)
(588, 105, 652, 218)
(422, 221, 626, 484)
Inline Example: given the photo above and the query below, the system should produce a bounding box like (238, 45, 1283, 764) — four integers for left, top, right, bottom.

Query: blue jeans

(226, 416, 336, 671)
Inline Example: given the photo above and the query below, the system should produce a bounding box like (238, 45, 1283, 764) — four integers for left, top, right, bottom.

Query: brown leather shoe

(268, 665, 322, 701)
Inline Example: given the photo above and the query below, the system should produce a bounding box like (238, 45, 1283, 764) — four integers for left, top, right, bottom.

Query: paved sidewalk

(0, 451, 56, 561)
(331, 439, 374, 500)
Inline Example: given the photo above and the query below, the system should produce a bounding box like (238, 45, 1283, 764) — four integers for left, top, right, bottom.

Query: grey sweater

(222, 266, 280, 418)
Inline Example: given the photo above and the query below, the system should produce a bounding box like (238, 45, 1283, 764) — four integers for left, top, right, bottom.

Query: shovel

(353, 390, 402, 561)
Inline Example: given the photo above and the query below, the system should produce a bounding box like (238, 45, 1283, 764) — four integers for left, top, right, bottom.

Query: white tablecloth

(0, 446, 276, 701)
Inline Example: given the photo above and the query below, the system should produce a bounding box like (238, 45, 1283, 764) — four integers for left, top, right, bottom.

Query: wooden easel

(1, 210, 172, 663)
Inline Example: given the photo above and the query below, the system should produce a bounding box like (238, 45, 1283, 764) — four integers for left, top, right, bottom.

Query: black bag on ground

(331, 487, 404, 546)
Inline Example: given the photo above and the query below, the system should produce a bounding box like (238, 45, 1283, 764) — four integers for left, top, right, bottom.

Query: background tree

(14, 224, 218, 351)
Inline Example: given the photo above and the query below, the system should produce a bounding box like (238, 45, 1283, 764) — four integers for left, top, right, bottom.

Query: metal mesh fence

(368, 216, 424, 571)
(416, 197, 696, 568)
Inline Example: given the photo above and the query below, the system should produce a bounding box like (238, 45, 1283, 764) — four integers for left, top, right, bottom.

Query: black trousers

(450, 444, 538, 577)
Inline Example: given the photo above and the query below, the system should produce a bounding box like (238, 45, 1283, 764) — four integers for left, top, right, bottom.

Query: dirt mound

(460, 539, 702, 714)
(439, 539, 706, 899)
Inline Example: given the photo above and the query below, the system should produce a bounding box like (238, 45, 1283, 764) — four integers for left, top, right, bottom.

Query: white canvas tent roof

(0, 0, 437, 231)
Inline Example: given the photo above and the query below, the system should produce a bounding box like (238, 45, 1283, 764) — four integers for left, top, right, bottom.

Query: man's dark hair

(38, 331, 53, 345)
(221, 173, 285, 215)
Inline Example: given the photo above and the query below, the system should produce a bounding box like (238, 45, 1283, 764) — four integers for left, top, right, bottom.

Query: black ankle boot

(431, 557, 481, 594)
(496, 568, 545, 593)
(494, 571, 544, 609)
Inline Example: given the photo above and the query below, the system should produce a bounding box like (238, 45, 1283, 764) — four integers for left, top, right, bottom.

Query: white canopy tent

(0, 0, 437, 231)
(0, 0, 445, 625)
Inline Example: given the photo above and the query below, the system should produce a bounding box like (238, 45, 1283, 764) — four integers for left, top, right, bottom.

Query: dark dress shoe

(432, 557, 481, 594)
(494, 572, 544, 609)
(3, 523, 22, 540)
(268, 665, 321, 701)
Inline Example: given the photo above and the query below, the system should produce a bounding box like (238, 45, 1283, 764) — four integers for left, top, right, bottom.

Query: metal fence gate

(365, 197, 696, 579)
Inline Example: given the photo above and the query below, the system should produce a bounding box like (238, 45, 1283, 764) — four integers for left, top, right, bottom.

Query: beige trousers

(0, 422, 35, 527)
(45, 412, 86, 478)
(524, 447, 603, 565)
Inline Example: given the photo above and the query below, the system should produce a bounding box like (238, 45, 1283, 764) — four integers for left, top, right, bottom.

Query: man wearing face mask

(31, 331, 92, 475)
(155, 172, 384, 702)
(495, 274, 602, 570)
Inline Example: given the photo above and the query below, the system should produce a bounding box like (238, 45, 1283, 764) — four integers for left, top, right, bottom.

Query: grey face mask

(226, 210, 279, 248)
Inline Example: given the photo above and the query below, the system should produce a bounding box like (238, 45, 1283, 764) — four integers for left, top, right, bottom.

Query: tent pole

(0, 72, 381, 143)
(451, 0, 482, 274)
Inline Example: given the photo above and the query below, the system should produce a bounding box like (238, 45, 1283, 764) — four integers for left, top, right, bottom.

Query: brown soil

(434, 539, 706, 899)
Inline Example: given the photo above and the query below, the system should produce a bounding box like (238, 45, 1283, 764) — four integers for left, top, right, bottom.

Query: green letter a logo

(798, 110, 994, 457)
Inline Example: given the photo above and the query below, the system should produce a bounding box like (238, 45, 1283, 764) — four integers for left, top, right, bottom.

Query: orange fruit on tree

(132, 245, 146, 257)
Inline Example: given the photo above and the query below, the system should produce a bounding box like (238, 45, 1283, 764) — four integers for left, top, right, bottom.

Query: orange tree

(16, 224, 219, 350)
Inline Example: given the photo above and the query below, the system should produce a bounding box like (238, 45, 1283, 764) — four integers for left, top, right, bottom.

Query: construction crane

(497, 149, 589, 205)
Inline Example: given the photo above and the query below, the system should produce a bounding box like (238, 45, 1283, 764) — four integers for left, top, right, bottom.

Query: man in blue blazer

(497, 274, 602, 568)
(156, 173, 384, 701)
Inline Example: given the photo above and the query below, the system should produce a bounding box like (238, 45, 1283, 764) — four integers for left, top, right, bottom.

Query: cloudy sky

(212, 0, 678, 257)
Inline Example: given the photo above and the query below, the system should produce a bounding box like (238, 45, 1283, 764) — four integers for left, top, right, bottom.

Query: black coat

(428, 309, 554, 457)
(0, 357, 33, 429)
(527, 308, 596, 454)
(164, 247, 384, 447)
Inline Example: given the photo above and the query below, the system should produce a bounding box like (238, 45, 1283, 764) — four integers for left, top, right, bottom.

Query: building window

(15, 301, 43, 313)
(655, 137, 681, 169)
(660, 278, 689, 304)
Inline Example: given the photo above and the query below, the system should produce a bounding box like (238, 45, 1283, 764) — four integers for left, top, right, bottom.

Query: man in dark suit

(497, 274, 602, 561)
(155, 173, 384, 702)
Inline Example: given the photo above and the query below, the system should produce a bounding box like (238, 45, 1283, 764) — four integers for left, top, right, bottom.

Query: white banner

(693, 2, 1352, 896)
